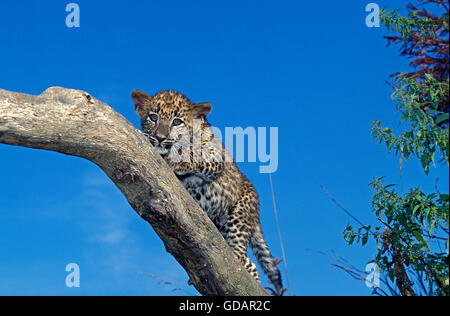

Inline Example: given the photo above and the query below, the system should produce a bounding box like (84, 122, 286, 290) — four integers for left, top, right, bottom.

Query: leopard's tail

(250, 225, 284, 295)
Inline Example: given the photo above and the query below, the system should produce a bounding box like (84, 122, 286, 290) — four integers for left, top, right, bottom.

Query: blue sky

(0, 0, 448, 295)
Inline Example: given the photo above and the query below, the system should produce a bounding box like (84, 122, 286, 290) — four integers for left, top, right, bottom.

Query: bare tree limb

(0, 86, 269, 296)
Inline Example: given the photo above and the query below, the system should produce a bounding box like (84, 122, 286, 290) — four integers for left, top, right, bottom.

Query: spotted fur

(132, 89, 284, 295)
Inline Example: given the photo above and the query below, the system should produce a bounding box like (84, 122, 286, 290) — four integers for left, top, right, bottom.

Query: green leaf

(421, 153, 430, 174)
(436, 113, 449, 124)
(348, 234, 356, 246)
(362, 234, 369, 246)
(414, 231, 429, 250)
(412, 204, 421, 215)
(416, 263, 426, 271)
(388, 269, 395, 282)
(429, 219, 436, 235)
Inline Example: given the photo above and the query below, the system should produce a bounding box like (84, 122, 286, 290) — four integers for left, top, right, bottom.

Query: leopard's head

(132, 89, 211, 157)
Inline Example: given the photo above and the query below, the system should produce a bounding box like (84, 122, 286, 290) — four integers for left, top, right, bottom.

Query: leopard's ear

(192, 102, 212, 119)
(131, 89, 153, 117)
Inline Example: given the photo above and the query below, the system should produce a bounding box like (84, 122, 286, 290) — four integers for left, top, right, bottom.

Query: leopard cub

(132, 89, 284, 295)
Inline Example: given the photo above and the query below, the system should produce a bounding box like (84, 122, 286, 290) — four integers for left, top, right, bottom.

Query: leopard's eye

(149, 114, 158, 122)
(172, 118, 183, 126)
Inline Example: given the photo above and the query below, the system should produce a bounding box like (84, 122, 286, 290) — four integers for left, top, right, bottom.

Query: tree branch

(0, 86, 268, 296)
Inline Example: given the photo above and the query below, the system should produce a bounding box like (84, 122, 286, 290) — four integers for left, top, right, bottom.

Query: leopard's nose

(155, 135, 165, 144)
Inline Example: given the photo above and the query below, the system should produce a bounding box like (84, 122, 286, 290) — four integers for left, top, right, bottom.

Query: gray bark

(0, 86, 269, 296)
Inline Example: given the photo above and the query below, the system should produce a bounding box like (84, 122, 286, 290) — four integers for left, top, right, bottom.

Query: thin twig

(268, 172, 291, 296)
(317, 182, 367, 227)
(137, 271, 195, 296)
(309, 249, 394, 296)
(434, 177, 441, 195)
